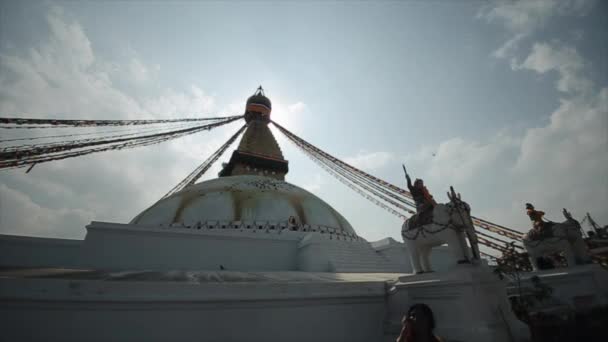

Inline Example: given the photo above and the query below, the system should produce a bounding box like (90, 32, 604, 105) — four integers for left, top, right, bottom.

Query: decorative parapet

(156, 220, 363, 242)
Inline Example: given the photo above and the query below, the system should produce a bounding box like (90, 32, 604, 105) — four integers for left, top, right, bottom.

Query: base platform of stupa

(0, 268, 398, 342)
(385, 264, 530, 342)
(514, 264, 608, 311)
(0, 265, 530, 342)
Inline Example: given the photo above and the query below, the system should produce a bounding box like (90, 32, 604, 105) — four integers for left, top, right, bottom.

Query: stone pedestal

(515, 264, 608, 311)
(385, 264, 530, 342)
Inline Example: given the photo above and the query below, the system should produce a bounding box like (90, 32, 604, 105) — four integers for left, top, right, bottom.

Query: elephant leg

(421, 246, 432, 272)
(530, 257, 540, 271)
(563, 243, 577, 268)
(465, 228, 481, 261)
(525, 243, 540, 271)
(445, 230, 467, 265)
(457, 232, 470, 262)
(572, 239, 590, 264)
(405, 239, 423, 274)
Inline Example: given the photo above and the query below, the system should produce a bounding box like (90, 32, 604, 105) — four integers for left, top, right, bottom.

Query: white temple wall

(80, 222, 419, 273)
(372, 238, 413, 273)
(0, 234, 83, 268)
(81, 222, 301, 271)
(429, 247, 454, 272)
(372, 238, 454, 273)
(513, 264, 608, 310)
(1, 300, 386, 342)
(385, 265, 531, 342)
(0, 276, 388, 342)
(297, 233, 331, 271)
(0, 224, 456, 274)
(297, 233, 406, 273)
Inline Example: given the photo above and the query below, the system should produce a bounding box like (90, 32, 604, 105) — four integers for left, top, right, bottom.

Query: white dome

(131, 175, 356, 234)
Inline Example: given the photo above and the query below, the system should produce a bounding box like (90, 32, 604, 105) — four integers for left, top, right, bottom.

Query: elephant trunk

(466, 228, 481, 260)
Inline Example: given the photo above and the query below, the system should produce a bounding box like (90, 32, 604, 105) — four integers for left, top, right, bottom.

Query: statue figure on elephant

(401, 166, 480, 274)
(403, 166, 437, 229)
(522, 206, 591, 271)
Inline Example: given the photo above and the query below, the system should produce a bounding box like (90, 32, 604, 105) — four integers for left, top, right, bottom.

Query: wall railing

(156, 220, 363, 242)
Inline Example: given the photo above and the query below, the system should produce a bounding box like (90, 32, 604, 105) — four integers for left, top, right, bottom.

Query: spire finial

(255, 85, 265, 96)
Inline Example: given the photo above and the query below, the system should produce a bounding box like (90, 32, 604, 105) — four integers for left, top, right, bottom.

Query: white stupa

(74, 88, 411, 274)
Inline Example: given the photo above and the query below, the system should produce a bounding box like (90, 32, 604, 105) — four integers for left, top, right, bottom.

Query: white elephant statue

(401, 187, 480, 274)
(523, 209, 591, 271)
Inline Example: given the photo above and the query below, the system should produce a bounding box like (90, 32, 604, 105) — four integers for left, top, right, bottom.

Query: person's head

(405, 303, 435, 335)
(525, 203, 534, 210)
(414, 179, 424, 189)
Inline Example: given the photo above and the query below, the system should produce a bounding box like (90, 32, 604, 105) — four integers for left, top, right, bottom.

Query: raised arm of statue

(403, 164, 414, 191)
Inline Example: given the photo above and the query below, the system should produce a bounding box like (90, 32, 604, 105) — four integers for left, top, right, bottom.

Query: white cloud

(0, 184, 93, 238)
(479, 0, 595, 34)
(406, 1, 608, 235)
(128, 58, 153, 84)
(407, 134, 519, 185)
(270, 100, 306, 129)
(287, 101, 306, 115)
(0, 18, 143, 119)
(0, 7, 233, 238)
(302, 173, 323, 193)
(268, 100, 308, 148)
(482, 0, 596, 68)
(479, 0, 554, 33)
(344, 151, 394, 172)
(46, 6, 95, 69)
(142, 85, 216, 118)
(493, 33, 526, 60)
(404, 86, 607, 233)
(517, 42, 592, 94)
(407, 0, 607, 234)
(515, 89, 607, 173)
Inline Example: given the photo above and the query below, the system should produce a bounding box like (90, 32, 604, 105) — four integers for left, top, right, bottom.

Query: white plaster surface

(0, 270, 395, 342)
(0, 230, 458, 274)
(81, 221, 301, 271)
(512, 264, 608, 310)
(0, 266, 535, 342)
(77, 221, 403, 272)
(385, 264, 531, 342)
(5, 263, 604, 342)
(0, 234, 83, 268)
(298, 233, 403, 272)
(131, 175, 355, 234)
(372, 237, 457, 273)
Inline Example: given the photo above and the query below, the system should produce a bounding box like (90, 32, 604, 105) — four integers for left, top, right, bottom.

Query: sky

(0, 0, 606, 249)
